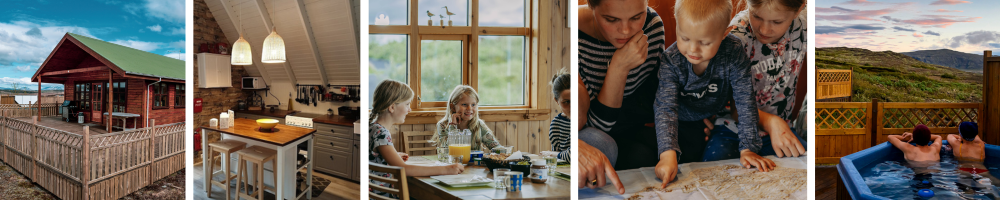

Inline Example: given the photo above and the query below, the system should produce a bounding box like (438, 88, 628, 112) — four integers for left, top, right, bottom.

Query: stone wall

(193, 0, 249, 150)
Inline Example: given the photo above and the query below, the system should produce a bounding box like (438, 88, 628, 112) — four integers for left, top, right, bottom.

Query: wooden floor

(816, 165, 839, 200)
(14, 116, 110, 135)
(193, 162, 360, 200)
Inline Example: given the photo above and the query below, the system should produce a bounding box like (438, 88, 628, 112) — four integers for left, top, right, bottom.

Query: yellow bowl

(256, 119, 279, 130)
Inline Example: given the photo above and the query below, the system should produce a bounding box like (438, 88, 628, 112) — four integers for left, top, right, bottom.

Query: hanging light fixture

(261, 0, 285, 63)
(231, 0, 253, 65)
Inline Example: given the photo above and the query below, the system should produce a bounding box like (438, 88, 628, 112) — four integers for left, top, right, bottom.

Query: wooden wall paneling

(494, 121, 507, 148)
(516, 121, 529, 153)
(506, 122, 518, 151)
(527, 121, 540, 154)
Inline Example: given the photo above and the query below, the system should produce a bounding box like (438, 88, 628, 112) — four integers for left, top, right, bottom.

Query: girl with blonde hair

(370, 80, 463, 198)
(432, 85, 501, 151)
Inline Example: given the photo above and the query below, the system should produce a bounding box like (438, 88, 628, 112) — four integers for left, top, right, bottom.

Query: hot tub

(838, 140, 1000, 199)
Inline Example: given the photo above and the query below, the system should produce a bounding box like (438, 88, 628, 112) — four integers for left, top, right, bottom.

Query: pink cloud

(816, 7, 897, 21)
(934, 9, 963, 13)
(914, 32, 924, 37)
(930, 0, 971, 5)
(817, 15, 874, 21)
(842, 0, 882, 5)
(901, 16, 982, 28)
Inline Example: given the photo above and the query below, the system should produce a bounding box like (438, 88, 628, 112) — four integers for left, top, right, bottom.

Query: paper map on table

(579, 155, 808, 200)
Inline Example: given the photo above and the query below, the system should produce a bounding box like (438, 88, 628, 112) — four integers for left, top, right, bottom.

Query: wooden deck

(816, 165, 839, 200)
(13, 116, 110, 135)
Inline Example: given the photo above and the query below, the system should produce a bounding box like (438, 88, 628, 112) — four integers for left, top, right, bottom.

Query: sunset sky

(816, 0, 1000, 55)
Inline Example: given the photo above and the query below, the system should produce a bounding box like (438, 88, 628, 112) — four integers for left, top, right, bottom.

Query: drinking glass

(544, 155, 558, 175)
(493, 168, 510, 189)
(437, 147, 449, 162)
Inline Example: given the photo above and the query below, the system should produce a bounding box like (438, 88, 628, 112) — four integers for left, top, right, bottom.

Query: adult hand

(579, 141, 623, 194)
(901, 132, 913, 142)
(609, 32, 648, 73)
(740, 150, 776, 172)
(443, 163, 465, 175)
(655, 151, 678, 188)
(763, 116, 804, 158)
(397, 152, 410, 162)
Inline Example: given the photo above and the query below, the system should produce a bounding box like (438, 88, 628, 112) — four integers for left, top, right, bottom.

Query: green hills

(817, 47, 982, 103)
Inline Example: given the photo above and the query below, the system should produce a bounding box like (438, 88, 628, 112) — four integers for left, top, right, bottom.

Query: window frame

(174, 84, 185, 108)
(152, 82, 170, 110)
(112, 81, 127, 112)
(370, 0, 534, 111)
(75, 83, 91, 111)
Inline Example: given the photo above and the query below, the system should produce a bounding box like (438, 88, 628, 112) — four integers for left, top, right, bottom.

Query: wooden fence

(816, 101, 982, 164)
(0, 103, 60, 118)
(816, 69, 853, 101)
(0, 116, 185, 200)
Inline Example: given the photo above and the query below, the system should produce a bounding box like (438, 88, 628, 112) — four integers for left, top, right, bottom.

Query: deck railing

(815, 101, 982, 164)
(0, 103, 60, 118)
(0, 116, 185, 200)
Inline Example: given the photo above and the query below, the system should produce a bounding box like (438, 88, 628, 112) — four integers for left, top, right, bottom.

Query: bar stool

(236, 145, 278, 200)
(207, 139, 247, 200)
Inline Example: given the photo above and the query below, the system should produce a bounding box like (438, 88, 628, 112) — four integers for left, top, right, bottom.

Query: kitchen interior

(193, 0, 361, 199)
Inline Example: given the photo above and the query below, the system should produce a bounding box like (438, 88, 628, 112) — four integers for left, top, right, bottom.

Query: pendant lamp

(231, 34, 253, 65)
(261, 26, 285, 63)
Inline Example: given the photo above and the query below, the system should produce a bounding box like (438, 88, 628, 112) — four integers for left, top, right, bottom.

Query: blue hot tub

(838, 140, 1000, 199)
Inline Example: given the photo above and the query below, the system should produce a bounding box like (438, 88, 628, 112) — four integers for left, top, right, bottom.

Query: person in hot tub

(887, 124, 942, 162)
(947, 122, 1000, 187)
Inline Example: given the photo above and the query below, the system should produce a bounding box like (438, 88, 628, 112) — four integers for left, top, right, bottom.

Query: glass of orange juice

(448, 144, 471, 164)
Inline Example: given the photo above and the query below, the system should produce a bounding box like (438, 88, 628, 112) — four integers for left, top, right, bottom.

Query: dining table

(201, 118, 317, 200)
(403, 156, 572, 200)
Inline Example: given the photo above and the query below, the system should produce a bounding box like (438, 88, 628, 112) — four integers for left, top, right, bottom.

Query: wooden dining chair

(401, 130, 436, 155)
(369, 163, 408, 200)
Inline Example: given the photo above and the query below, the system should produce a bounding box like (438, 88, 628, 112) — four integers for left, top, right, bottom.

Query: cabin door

(91, 83, 105, 124)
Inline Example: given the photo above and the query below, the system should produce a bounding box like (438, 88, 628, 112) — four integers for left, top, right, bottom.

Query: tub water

(859, 143, 1000, 199)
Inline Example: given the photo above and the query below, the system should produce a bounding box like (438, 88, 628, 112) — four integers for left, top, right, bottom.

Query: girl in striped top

(542, 71, 571, 161)
(577, 0, 664, 194)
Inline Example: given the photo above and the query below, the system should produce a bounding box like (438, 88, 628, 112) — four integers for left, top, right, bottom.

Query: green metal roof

(68, 33, 185, 80)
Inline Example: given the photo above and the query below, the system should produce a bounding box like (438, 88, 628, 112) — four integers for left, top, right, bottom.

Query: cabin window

(174, 84, 185, 108)
(369, 0, 529, 109)
(152, 82, 170, 109)
(75, 83, 91, 110)
(113, 81, 127, 112)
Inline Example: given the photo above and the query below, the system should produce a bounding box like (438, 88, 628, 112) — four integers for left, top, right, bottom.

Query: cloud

(841, 0, 882, 5)
(168, 40, 185, 49)
(109, 40, 163, 51)
(900, 15, 981, 28)
(0, 21, 98, 66)
(893, 27, 916, 32)
(934, 9, 963, 13)
(816, 7, 896, 21)
(117, 0, 184, 24)
(14, 66, 31, 72)
(881, 16, 901, 23)
(147, 24, 162, 32)
(930, 0, 971, 5)
(914, 33, 924, 37)
(0, 77, 63, 89)
(943, 31, 1000, 48)
(816, 24, 885, 34)
(923, 30, 941, 36)
(990, 43, 1000, 48)
(168, 27, 184, 35)
(163, 52, 185, 60)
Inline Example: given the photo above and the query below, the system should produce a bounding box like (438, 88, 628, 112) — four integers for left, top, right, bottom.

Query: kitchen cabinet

(196, 53, 232, 88)
(352, 138, 360, 181)
(313, 122, 359, 181)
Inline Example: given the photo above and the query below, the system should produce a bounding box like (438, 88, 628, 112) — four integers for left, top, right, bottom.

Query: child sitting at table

(370, 80, 464, 198)
(432, 85, 501, 151)
(542, 70, 571, 161)
(887, 124, 942, 162)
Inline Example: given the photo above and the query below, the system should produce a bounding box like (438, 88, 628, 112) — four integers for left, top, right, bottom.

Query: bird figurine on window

(443, 6, 456, 26)
(426, 10, 435, 26)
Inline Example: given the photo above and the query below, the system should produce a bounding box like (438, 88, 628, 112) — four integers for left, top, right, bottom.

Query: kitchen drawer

(235, 113, 285, 124)
(315, 134, 352, 153)
(352, 139, 360, 181)
(314, 146, 352, 178)
(314, 123, 353, 139)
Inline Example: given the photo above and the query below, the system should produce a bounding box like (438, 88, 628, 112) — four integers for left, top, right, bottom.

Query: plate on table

(430, 175, 492, 187)
(554, 167, 570, 177)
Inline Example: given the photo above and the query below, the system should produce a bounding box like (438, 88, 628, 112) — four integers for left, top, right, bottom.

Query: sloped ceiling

(206, 0, 360, 85)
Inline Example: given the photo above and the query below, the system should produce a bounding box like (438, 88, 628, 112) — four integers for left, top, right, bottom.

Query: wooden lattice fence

(816, 69, 853, 101)
(0, 103, 60, 118)
(0, 116, 185, 200)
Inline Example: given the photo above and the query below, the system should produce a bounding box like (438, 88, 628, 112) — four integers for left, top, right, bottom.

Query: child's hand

(443, 163, 465, 175)
(609, 32, 648, 73)
(655, 150, 679, 188)
(397, 152, 410, 162)
(740, 150, 776, 172)
(763, 117, 804, 157)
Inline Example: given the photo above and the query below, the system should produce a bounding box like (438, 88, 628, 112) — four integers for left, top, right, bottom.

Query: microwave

(242, 77, 266, 89)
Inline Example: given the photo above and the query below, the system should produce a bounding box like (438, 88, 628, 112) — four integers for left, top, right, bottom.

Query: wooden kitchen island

(201, 118, 317, 200)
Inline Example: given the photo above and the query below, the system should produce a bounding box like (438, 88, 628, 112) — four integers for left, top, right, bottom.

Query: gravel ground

(0, 160, 185, 200)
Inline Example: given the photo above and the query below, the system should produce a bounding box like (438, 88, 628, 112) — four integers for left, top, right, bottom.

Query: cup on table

(451, 155, 464, 166)
(493, 168, 511, 189)
(506, 171, 524, 192)
(544, 155, 558, 175)
(437, 147, 449, 162)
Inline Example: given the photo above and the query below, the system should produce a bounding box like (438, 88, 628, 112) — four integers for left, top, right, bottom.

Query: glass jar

(529, 159, 548, 183)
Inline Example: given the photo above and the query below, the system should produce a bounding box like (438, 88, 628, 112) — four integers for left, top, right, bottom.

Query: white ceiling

(206, 0, 360, 85)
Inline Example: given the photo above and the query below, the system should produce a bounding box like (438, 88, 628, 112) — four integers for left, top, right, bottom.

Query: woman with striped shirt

(577, 0, 664, 194)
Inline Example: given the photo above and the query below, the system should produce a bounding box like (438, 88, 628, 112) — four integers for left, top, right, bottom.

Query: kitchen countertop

(235, 109, 357, 127)
(200, 118, 316, 146)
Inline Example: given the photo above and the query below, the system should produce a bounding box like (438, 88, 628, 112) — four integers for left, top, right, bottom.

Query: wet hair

(746, 0, 805, 13)
(959, 122, 978, 141)
(912, 124, 931, 146)
(674, 0, 733, 29)
(550, 68, 570, 98)
(370, 80, 413, 122)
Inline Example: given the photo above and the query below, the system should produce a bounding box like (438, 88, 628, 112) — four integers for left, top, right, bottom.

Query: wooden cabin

(30, 33, 185, 131)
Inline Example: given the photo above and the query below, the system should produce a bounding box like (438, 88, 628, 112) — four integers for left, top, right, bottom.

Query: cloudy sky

(816, 0, 1000, 54)
(0, 0, 185, 89)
